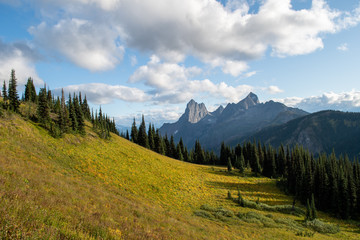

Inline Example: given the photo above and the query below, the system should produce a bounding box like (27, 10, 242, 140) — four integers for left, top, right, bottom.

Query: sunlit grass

(1, 113, 359, 239)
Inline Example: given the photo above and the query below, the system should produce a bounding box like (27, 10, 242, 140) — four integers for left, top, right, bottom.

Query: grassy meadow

(1, 111, 360, 239)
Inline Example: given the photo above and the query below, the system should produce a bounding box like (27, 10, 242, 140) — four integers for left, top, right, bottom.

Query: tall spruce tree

(8, 69, 20, 112)
(137, 115, 148, 148)
(311, 193, 317, 220)
(24, 77, 37, 102)
(2, 80, 7, 108)
(37, 86, 50, 126)
(130, 118, 138, 143)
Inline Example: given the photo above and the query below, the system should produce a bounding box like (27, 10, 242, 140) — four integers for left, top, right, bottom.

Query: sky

(1, 0, 360, 127)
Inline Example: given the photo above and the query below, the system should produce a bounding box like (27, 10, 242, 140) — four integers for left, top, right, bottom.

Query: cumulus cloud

(25, 0, 360, 74)
(277, 90, 360, 112)
(129, 56, 253, 103)
(266, 85, 283, 94)
(243, 71, 257, 78)
(0, 40, 43, 86)
(53, 83, 149, 105)
(337, 43, 348, 51)
(222, 60, 249, 77)
(115, 106, 182, 128)
(29, 19, 124, 71)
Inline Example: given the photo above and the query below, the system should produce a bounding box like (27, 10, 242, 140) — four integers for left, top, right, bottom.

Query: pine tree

(68, 94, 78, 131)
(130, 118, 138, 143)
(148, 123, 155, 150)
(176, 144, 183, 161)
(125, 130, 130, 140)
(74, 95, 85, 134)
(227, 157, 232, 172)
(137, 115, 148, 148)
(238, 190, 244, 207)
(311, 193, 317, 220)
(24, 77, 37, 102)
(305, 198, 311, 221)
(2, 80, 7, 109)
(37, 86, 50, 126)
(8, 69, 20, 112)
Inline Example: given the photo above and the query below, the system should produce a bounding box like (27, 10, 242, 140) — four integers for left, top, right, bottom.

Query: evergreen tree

(176, 144, 184, 161)
(37, 86, 50, 126)
(305, 198, 311, 221)
(8, 69, 20, 112)
(125, 130, 130, 140)
(2, 80, 7, 108)
(148, 123, 155, 150)
(227, 157, 232, 172)
(311, 193, 317, 220)
(238, 190, 244, 207)
(24, 77, 37, 102)
(68, 94, 78, 131)
(74, 95, 85, 134)
(130, 118, 138, 143)
(169, 135, 176, 158)
(137, 115, 148, 148)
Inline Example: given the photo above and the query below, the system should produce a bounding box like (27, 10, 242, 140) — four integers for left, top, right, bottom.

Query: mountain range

(240, 110, 360, 158)
(159, 93, 308, 151)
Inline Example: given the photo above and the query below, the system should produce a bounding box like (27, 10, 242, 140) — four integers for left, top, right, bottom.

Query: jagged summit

(160, 93, 308, 150)
(179, 99, 208, 123)
(237, 92, 260, 109)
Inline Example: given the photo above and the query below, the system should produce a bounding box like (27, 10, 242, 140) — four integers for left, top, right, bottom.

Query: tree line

(127, 116, 219, 164)
(1, 69, 118, 139)
(220, 140, 360, 220)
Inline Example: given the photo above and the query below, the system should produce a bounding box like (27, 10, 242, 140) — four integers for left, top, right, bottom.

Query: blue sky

(1, 0, 360, 126)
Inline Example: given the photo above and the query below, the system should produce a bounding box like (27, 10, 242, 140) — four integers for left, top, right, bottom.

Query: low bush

(303, 219, 340, 234)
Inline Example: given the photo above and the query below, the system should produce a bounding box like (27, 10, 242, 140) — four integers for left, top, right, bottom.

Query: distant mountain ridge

(159, 93, 308, 150)
(239, 110, 360, 158)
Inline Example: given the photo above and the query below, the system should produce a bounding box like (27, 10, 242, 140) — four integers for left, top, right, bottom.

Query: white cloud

(222, 60, 249, 77)
(337, 43, 348, 51)
(277, 90, 360, 112)
(129, 56, 253, 104)
(130, 55, 137, 66)
(243, 71, 257, 78)
(54, 83, 150, 105)
(115, 106, 182, 128)
(266, 85, 283, 94)
(0, 40, 43, 86)
(29, 19, 124, 71)
(25, 0, 360, 73)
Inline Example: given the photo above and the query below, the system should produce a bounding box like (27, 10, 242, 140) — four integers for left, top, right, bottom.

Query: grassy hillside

(1, 112, 359, 239)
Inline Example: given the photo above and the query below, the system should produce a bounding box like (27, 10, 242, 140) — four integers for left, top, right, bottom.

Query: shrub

(194, 210, 214, 220)
(303, 219, 340, 234)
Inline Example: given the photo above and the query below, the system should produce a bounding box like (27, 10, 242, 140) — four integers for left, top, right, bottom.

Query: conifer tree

(125, 130, 130, 140)
(37, 86, 50, 126)
(74, 95, 85, 134)
(130, 118, 138, 143)
(305, 198, 311, 221)
(311, 193, 317, 220)
(24, 77, 37, 102)
(176, 144, 183, 161)
(137, 115, 148, 148)
(227, 157, 232, 172)
(68, 94, 78, 131)
(8, 69, 20, 112)
(2, 80, 7, 108)
(148, 123, 155, 150)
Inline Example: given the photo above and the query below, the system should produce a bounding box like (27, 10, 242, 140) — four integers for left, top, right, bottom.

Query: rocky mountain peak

(180, 99, 209, 123)
(237, 92, 260, 109)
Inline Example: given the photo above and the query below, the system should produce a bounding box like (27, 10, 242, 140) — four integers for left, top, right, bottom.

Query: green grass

(0, 112, 359, 239)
